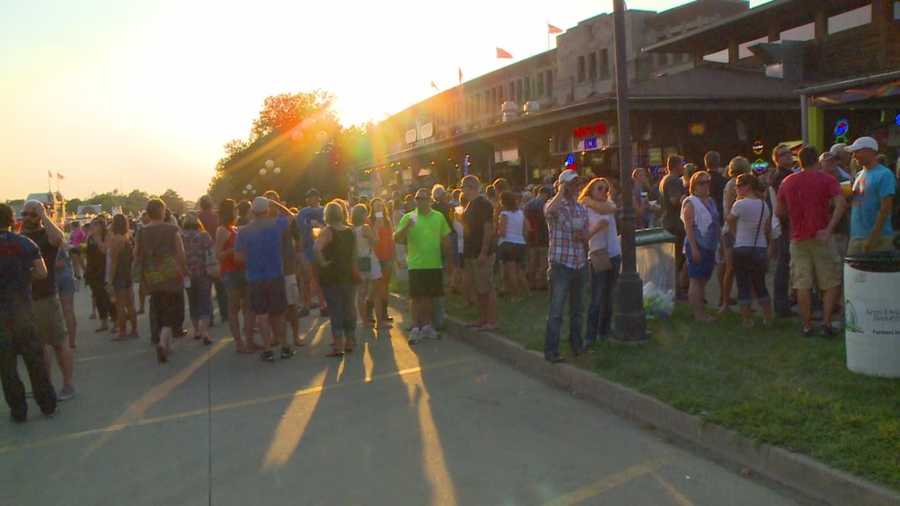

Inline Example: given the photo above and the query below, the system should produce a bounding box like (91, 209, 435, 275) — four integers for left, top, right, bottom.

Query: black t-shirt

(432, 201, 453, 230)
(709, 170, 726, 219)
(22, 228, 58, 300)
(524, 197, 549, 246)
(659, 174, 685, 235)
(463, 195, 495, 259)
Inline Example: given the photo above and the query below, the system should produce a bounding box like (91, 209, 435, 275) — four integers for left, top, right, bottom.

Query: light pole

(612, 0, 647, 342)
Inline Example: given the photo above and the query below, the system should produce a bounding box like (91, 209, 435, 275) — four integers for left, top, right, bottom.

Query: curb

(390, 293, 900, 506)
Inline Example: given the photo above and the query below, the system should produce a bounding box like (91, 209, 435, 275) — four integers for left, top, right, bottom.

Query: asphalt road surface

(0, 287, 797, 506)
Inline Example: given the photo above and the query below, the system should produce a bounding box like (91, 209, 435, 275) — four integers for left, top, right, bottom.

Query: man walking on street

(846, 137, 895, 254)
(776, 146, 846, 337)
(0, 203, 57, 422)
(236, 197, 296, 362)
(394, 188, 451, 343)
(136, 199, 187, 363)
(21, 201, 75, 401)
(543, 170, 589, 363)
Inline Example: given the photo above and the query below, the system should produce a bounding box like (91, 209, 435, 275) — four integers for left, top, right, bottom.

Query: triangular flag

(48, 170, 53, 178)
(548, 23, 563, 34)
(57, 172, 64, 180)
(458, 67, 463, 84)
(430, 81, 439, 91)
(496, 47, 513, 59)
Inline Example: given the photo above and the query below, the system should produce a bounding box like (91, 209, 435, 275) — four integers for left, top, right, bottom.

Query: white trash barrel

(843, 252, 900, 378)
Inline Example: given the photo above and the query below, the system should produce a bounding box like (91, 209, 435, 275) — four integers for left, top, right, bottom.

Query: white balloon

(265, 160, 274, 169)
(274, 167, 281, 175)
(259, 168, 267, 176)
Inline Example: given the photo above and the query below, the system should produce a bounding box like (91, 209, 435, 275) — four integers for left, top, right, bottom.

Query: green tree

(159, 189, 185, 215)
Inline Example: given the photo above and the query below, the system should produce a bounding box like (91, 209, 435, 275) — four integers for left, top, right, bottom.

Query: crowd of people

(1, 135, 896, 421)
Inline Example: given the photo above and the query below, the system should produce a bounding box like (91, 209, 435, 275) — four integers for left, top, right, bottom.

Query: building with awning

(643, 0, 900, 161)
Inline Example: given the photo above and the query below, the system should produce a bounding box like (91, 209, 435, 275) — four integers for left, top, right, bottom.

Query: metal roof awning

(642, 0, 870, 54)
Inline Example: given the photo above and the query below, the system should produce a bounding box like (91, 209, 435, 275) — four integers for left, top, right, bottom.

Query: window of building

(546, 70, 553, 98)
(536, 72, 545, 97)
(599, 49, 610, 79)
(739, 36, 768, 59)
(828, 5, 872, 34)
(524, 77, 531, 100)
(703, 48, 729, 63)
(577, 55, 586, 82)
(516, 79, 523, 103)
(509, 82, 515, 102)
(498, 86, 504, 103)
(588, 53, 597, 80)
(780, 22, 814, 41)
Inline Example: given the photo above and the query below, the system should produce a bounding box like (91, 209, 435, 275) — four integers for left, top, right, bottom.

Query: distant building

(360, 0, 801, 187)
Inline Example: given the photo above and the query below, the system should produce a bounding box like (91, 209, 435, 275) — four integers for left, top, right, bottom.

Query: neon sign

(573, 122, 607, 138)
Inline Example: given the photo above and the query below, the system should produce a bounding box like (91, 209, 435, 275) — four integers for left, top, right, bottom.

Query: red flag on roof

(496, 47, 513, 59)
(548, 23, 562, 34)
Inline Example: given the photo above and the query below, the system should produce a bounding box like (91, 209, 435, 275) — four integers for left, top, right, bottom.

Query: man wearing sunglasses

(20, 201, 75, 400)
(0, 203, 57, 422)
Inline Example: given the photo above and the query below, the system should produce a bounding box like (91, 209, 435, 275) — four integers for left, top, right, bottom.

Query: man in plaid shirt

(543, 169, 589, 363)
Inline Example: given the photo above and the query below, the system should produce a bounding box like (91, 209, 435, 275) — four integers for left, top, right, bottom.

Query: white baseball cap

(251, 196, 270, 214)
(846, 136, 878, 152)
(558, 169, 579, 185)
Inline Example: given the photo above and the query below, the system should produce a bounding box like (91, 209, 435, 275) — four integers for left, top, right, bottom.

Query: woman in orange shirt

(369, 198, 395, 330)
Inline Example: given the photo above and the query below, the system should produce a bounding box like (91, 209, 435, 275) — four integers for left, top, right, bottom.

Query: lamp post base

(613, 271, 648, 343)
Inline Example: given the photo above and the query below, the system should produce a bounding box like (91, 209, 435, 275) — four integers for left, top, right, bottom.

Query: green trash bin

(635, 228, 677, 297)
(844, 252, 900, 378)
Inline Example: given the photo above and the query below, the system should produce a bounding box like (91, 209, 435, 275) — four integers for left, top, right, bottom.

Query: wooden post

(768, 23, 780, 42)
(872, 0, 890, 67)
(727, 39, 739, 64)
(814, 9, 827, 42)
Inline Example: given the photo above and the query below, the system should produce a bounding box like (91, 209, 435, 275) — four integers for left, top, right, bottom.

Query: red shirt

(776, 170, 841, 241)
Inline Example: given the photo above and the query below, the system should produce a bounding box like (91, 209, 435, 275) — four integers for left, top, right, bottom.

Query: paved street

(1, 288, 798, 506)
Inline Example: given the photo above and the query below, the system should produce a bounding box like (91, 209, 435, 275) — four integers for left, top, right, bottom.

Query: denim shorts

(685, 246, 716, 280)
(56, 272, 76, 297)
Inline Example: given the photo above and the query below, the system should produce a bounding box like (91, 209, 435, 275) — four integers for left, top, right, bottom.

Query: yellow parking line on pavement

(0, 357, 475, 456)
(543, 457, 668, 506)
(652, 472, 695, 506)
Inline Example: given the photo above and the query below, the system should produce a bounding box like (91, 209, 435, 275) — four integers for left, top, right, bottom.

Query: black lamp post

(612, 0, 647, 342)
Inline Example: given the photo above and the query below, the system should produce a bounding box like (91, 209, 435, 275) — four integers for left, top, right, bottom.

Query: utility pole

(612, 0, 647, 342)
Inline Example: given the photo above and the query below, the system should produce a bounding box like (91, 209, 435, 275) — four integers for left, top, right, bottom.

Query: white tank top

(499, 210, 526, 245)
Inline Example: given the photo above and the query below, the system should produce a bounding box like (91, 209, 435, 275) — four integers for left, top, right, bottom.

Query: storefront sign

(405, 129, 417, 144)
(648, 148, 663, 166)
(418, 122, 434, 140)
(494, 148, 519, 163)
(834, 118, 850, 143)
(573, 122, 607, 139)
(752, 140, 765, 155)
(688, 122, 706, 136)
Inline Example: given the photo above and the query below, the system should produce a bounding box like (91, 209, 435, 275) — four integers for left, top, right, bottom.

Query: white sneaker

(421, 325, 439, 340)
(408, 327, 421, 344)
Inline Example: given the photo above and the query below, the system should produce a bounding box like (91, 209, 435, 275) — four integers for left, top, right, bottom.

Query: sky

(1, 0, 771, 202)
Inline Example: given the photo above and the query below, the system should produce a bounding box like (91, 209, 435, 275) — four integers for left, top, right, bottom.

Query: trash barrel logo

(845, 299, 862, 334)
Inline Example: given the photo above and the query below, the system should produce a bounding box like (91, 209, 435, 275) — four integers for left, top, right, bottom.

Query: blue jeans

(586, 255, 621, 345)
(544, 262, 586, 359)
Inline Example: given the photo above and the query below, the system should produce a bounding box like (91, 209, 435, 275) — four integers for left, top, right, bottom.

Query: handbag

(590, 248, 612, 272)
(356, 255, 372, 273)
(734, 201, 767, 273)
(205, 248, 220, 279)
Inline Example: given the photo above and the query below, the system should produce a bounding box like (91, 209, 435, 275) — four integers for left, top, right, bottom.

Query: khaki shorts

(465, 255, 495, 295)
(790, 239, 841, 291)
(284, 275, 301, 307)
(846, 235, 895, 255)
(33, 295, 66, 347)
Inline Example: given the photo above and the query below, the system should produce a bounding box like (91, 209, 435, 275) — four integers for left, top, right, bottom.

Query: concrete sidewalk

(0, 288, 797, 505)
